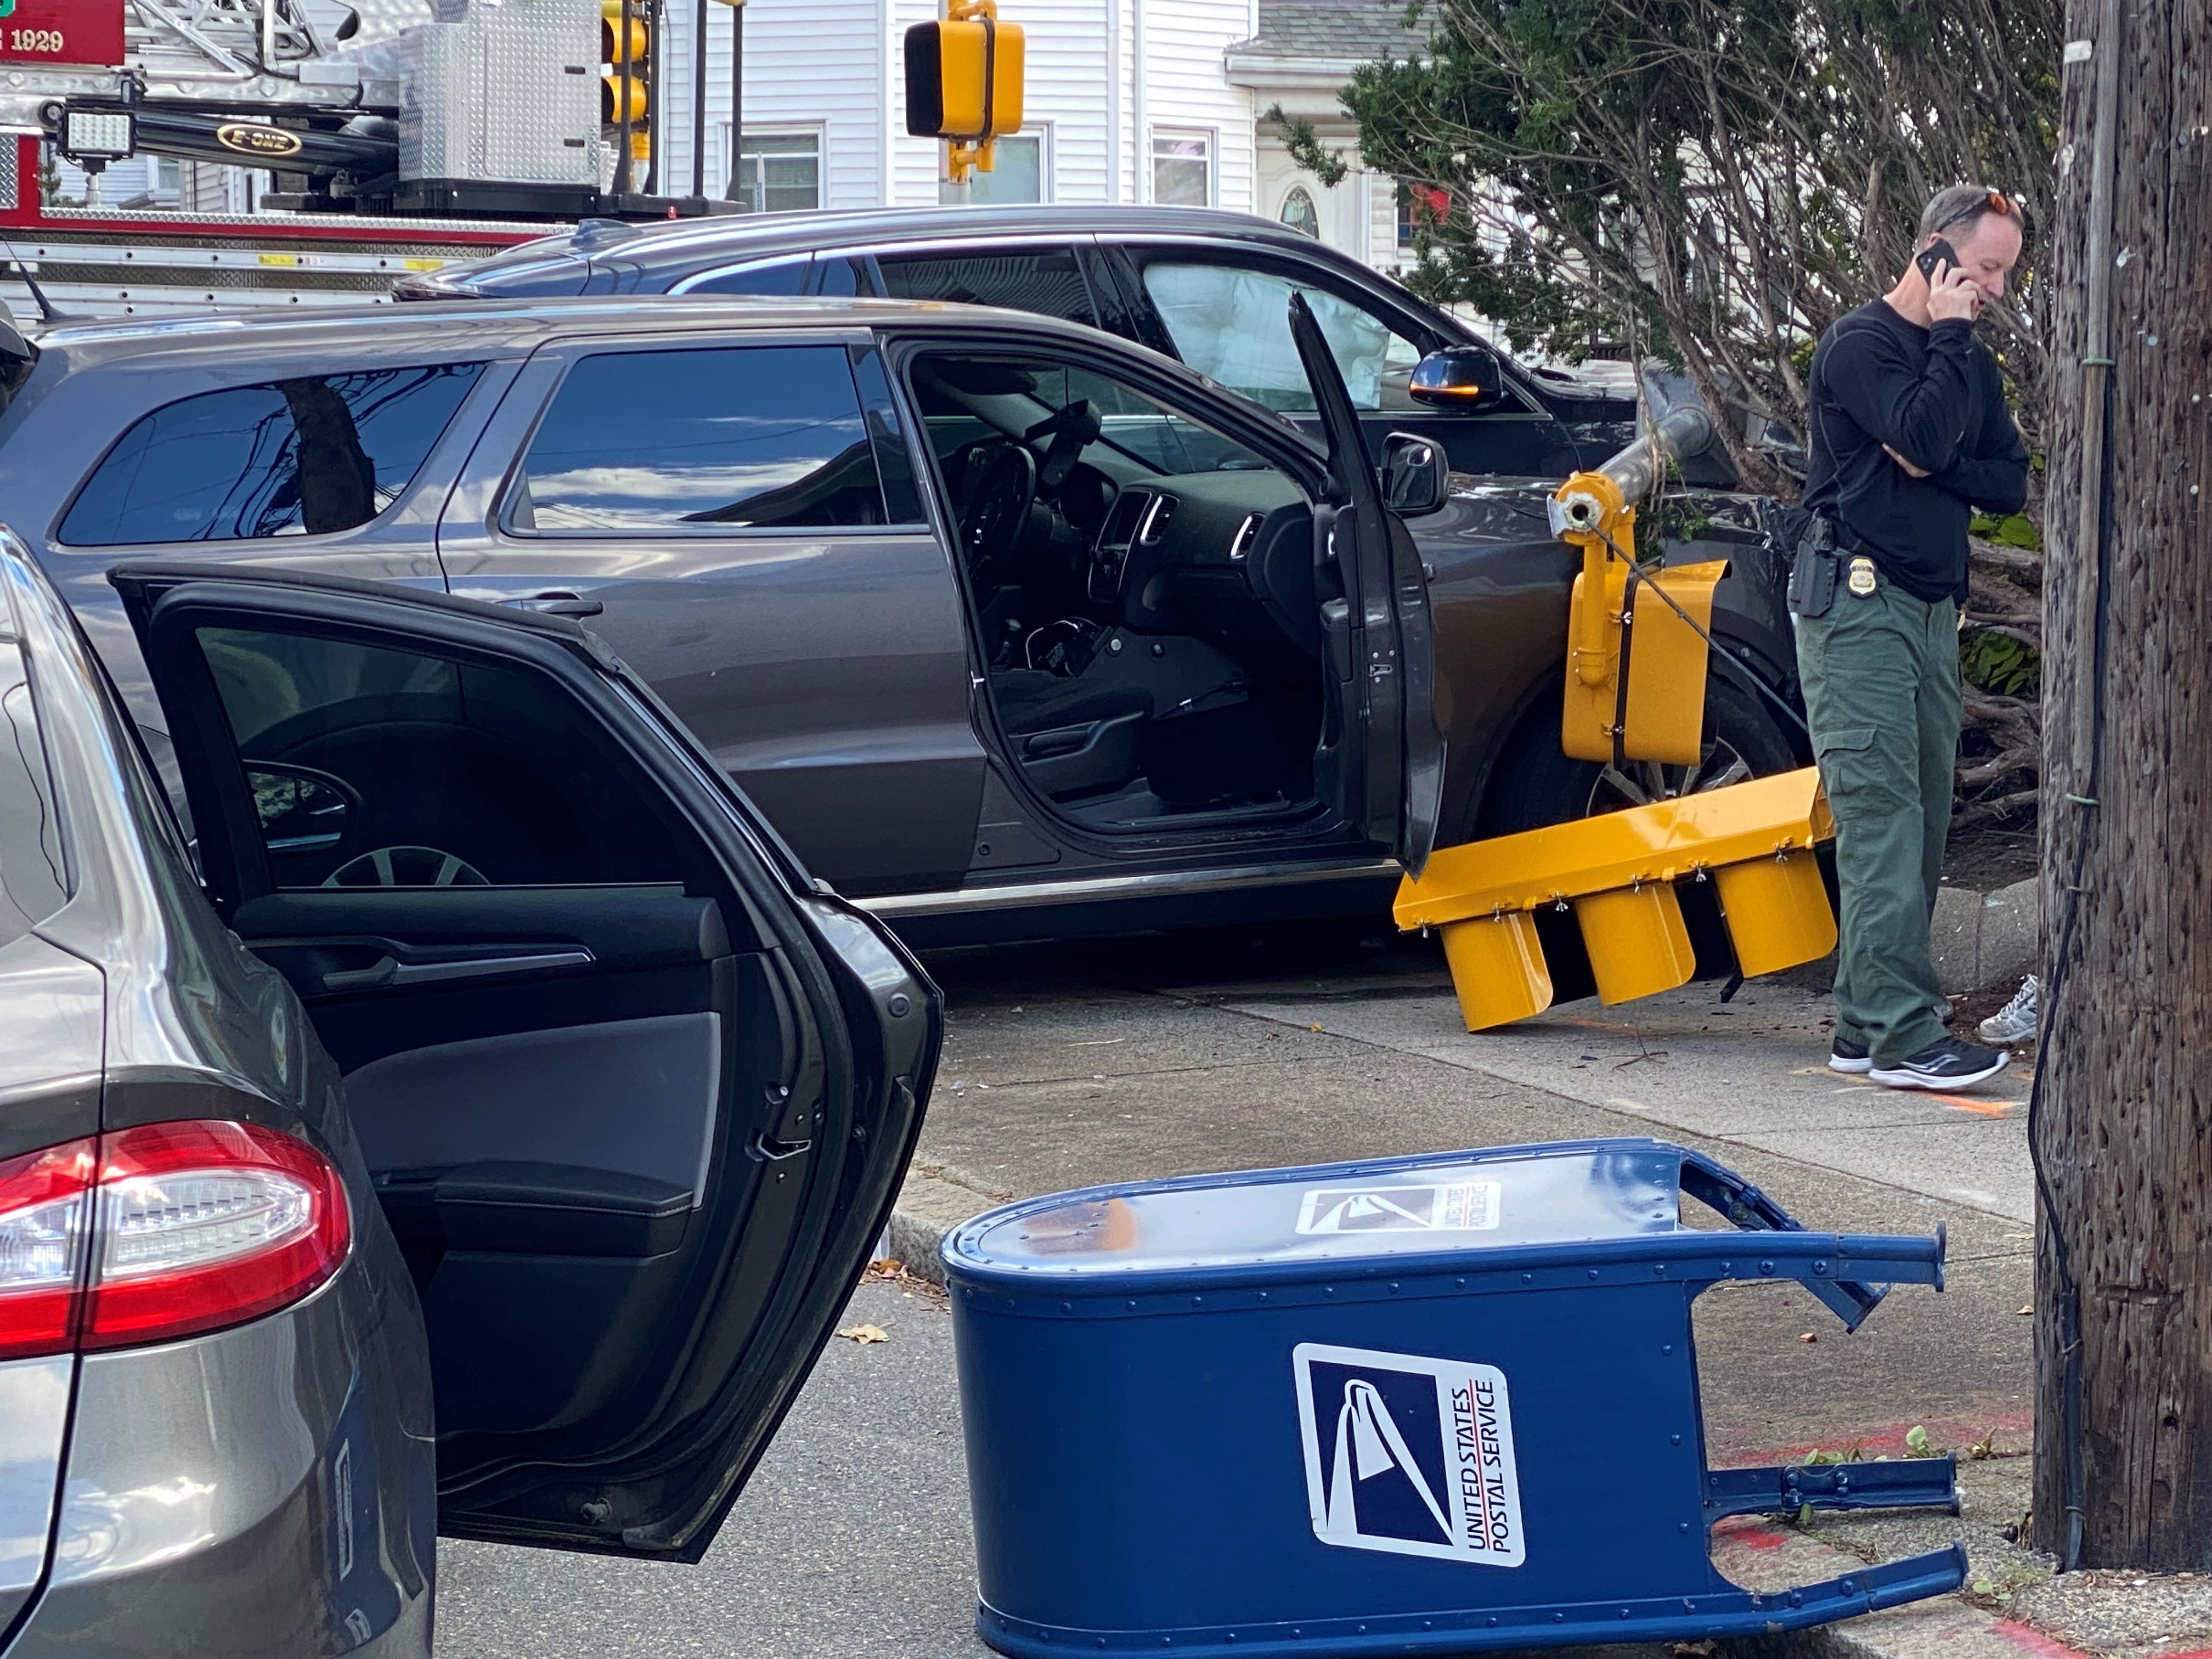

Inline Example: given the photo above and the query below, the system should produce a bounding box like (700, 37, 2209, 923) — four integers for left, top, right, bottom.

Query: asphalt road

(437, 920, 2030, 1657)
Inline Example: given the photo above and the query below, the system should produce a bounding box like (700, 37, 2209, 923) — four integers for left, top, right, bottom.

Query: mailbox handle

(1677, 1149, 1929, 1331)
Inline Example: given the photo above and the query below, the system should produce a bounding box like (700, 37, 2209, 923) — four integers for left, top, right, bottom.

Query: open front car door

(1286, 292, 1446, 877)
(113, 563, 941, 1559)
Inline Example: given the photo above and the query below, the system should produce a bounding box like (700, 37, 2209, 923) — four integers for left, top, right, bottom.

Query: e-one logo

(1291, 1342, 1525, 1567)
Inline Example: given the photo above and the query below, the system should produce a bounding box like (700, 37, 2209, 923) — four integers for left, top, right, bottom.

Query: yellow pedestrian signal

(905, 0, 1024, 183)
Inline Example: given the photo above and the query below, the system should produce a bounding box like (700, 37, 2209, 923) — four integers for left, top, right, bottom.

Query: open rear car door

(1286, 292, 1445, 876)
(112, 563, 940, 1559)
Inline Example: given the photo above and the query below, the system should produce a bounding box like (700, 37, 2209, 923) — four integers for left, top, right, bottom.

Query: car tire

(1474, 676, 1800, 839)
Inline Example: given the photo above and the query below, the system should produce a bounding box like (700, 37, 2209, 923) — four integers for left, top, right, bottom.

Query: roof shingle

(1231, 0, 1428, 63)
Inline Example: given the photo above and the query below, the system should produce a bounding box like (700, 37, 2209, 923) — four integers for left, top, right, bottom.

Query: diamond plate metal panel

(399, 0, 594, 185)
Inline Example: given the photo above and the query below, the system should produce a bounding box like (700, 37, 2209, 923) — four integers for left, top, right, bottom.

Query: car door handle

(500, 590, 605, 618)
(321, 949, 596, 993)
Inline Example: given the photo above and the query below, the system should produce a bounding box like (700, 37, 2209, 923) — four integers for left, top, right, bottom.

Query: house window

(962, 132, 1045, 205)
(1397, 180, 1450, 246)
(732, 131, 822, 213)
(1150, 130, 1213, 207)
(1279, 185, 1319, 239)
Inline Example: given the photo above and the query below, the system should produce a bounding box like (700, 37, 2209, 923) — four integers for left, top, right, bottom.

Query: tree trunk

(2034, 0, 2212, 1568)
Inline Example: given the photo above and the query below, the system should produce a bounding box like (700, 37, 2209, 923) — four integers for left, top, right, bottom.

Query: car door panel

(116, 566, 939, 1558)
(1288, 294, 1446, 876)
(435, 337, 986, 898)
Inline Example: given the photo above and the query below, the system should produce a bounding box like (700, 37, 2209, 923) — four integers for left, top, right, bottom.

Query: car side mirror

(245, 764, 358, 856)
(1379, 432, 1449, 517)
(1409, 346, 1510, 412)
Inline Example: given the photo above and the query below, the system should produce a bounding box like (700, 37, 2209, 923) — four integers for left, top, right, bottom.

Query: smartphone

(1916, 238, 1961, 286)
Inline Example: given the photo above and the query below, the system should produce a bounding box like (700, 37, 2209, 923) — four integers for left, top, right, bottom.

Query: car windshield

(912, 358, 1276, 481)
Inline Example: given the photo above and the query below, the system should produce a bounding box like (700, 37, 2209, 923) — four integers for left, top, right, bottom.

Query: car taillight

(0, 1121, 348, 1360)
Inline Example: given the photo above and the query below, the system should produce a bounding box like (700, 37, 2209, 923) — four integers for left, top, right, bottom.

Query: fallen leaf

(836, 1323, 890, 1345)
(1310, 1023, 1324, 1032)
(1798, 1331, 1818, 1344)
(2018, 1305, 2035, 1316)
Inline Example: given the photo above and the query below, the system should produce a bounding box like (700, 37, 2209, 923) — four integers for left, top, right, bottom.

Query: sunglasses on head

(1940, 189, 2018, 230)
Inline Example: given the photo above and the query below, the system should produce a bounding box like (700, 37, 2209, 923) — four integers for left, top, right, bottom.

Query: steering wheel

(961, 444, 1037, 577)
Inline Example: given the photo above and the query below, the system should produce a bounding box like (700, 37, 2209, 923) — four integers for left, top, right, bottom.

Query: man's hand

(1884, 443, 1932, 479)
(1928, 264, 1982, 323)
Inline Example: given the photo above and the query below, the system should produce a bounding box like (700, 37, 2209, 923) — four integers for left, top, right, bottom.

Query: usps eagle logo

(1292, 1343, 1526, 1566)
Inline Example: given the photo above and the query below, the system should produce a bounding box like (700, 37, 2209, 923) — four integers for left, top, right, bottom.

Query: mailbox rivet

(1060, 1301, 1071, 1313)
(1192, 1296, 1203, 1307)
(1389, 1282, 1400, 1293)
(1488, 1618, 1498, 1627)
(1814, 1261, 1830, 1276)
(1679, 1522, 1691, 1533)
(1720, 1261, 1732, 1274)
(1621, 1609, 1632, 1618)
(1423, 1622, 1433, 1630)
(1459, 1278, 1469, 1288)
(1655, 1263, 1667, 1276)
(1126, 1300, 1136, 1310)
(1588, 1269, 1600, 1280)
(1662, 1344, 1673, 1355)
(1323, 1286, 1335, 1296)
(1257, 1291, 1268, 1302)
(1671, 1434, 1681, 1444)
(1555, 1613, 1566, 1623)
(1760, 1260, 1776, 1275)
(1521, 1272, 1532, 1284)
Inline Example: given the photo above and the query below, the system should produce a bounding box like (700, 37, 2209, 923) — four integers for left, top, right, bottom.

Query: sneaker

(1829, 1035, 1872, 1075)
(1978, 975, 2039, 1045)
(1869, 1036, 2010, 1091)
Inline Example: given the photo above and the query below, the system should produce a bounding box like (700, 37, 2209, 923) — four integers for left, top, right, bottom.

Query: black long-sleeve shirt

(1803, 300, 2029, 604)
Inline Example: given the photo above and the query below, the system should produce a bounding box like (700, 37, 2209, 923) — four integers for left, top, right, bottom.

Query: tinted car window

(0, 638, 68, 943)
(874, 247, 1095, 324)
(512, 345, 890, 533)
(684, 257, 810, 296)
(197, 625, 690, 889)
(1139, 262, 1423, 414)
(59, 364, 485, 546)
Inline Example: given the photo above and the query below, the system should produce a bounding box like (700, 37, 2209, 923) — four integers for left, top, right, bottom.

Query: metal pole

(614, 0, 635, 198)
(726, 0, 744, 204)
(644, 0, 661, 195)
(690, 0, 707, 198)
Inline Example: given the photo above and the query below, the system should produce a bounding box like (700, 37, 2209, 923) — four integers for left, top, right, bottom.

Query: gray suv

(1, 291, 1797, 964)
(0, 534, 939, 1654)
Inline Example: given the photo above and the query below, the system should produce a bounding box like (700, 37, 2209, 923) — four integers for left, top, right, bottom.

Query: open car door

(111, 563, 940, 1560)
(1287, 292, 1445, 877)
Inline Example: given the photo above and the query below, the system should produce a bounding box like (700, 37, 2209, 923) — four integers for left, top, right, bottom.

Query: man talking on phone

(1793, 184, 2029, 1090)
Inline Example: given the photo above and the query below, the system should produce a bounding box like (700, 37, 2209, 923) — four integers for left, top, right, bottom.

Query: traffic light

(1396, 768, 1839, 1031)
(602, 0, 650, 163)
(905, 0, 1023, 183)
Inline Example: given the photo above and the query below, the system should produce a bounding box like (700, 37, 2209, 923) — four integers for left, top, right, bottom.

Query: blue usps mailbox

(943, 1138, 1966, 1658)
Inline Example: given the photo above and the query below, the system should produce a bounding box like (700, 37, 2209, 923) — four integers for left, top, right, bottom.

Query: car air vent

(1102, 487, 1153, 548)
(1136, 494, 1177, 545)
(1228, 512, 1265, 562)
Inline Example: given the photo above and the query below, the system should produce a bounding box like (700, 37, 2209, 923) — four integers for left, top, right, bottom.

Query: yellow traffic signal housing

(905, 0, 1024, 182)
(1551, 465, 1724, 766)
(602, 0, 648, 128)
(1395, 768, 1838, 1032)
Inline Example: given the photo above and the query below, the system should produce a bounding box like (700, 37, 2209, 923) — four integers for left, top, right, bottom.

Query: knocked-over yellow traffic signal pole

(1396, 770, 1836, 1031)
(905, 0, 1025, 184)
(1398, 401, 1838, 1032)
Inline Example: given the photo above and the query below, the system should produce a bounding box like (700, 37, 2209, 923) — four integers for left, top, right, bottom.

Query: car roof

(448, 204, 1401, 290)
(23, 292, 1148, 373)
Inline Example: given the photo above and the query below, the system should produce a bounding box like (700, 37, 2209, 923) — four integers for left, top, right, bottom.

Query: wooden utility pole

(2034, 0, 2212, 1569)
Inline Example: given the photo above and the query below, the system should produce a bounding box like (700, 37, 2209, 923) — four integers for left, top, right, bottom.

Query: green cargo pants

(1793, 575, 1960, 1065)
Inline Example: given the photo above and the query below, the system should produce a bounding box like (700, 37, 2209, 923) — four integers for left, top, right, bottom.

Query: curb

(1931, 874, 2038, 997)
(884, 1163, 1011, 1286)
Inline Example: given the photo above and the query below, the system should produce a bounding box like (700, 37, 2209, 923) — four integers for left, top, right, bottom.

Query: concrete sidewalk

(900, 930, 2034, 1466)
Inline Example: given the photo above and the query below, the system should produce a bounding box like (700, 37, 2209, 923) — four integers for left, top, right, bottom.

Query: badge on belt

(1847, 556, 1878, 596)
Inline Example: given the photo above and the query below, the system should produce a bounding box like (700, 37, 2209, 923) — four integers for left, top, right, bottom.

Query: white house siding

(1137, 0, 1256, 208)
(653, 0, 886, 207)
